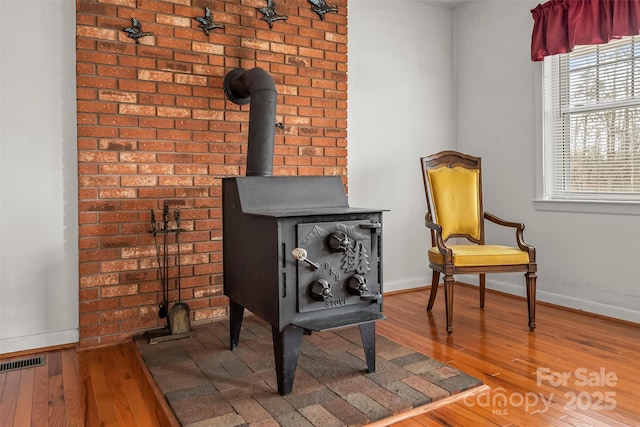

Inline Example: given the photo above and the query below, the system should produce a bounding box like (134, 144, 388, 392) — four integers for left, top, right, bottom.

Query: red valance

(531, 0, 640, 61)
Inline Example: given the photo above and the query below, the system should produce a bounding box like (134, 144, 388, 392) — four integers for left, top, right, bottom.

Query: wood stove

(221, 68, 385, 396)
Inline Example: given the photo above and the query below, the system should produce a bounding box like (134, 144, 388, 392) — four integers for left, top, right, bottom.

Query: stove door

(295, 219, 381, 314)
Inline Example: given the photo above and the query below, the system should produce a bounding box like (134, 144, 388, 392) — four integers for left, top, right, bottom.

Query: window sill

(533, 199, 640, 216)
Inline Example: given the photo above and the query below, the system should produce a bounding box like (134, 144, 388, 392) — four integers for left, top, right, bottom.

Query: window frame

(536, 36, 640, 216)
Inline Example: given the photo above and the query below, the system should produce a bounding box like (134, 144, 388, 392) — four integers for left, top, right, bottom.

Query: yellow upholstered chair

(420, 151, 537, 334)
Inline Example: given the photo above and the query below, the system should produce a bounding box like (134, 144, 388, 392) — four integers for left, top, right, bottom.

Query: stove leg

(359, 322, 376, 373)
(229, 300, 244, 350)
(272, 325, 304, 395)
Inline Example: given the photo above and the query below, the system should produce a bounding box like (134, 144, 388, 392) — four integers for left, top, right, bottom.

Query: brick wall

(76, 0, 348, 346)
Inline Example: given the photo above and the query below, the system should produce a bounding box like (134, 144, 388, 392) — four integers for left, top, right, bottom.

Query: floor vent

(0, 355, 46, 373)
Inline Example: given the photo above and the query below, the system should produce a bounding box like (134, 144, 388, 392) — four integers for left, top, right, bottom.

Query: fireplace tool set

(144, 202, 195, 344)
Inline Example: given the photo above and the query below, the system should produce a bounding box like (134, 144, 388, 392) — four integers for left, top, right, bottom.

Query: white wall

(348, 0, 455, 293)
(0, 0, 79, 354)
(454, 0, 640, 323)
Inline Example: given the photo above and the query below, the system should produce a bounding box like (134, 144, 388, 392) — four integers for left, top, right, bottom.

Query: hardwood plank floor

(380, 285, 640, 426)
(0, 284, 638, 426)
(78, 344, 177, 427)
(0, 348, 82, 427)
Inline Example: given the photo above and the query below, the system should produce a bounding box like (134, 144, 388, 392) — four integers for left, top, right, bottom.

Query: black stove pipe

(223, 67, 276, 177)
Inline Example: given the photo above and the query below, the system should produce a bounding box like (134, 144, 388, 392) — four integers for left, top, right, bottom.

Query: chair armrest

(424, 214, 453, 264)
(484, 211, 523, 229)
(424, 213, 442, 233)
(484, 212, 536, 260)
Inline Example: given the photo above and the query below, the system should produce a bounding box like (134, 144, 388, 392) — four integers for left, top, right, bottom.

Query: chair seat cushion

(428, 244, 530, 266)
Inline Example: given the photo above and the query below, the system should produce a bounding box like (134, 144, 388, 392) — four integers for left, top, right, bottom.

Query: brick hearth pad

(134, 315, 482, 426)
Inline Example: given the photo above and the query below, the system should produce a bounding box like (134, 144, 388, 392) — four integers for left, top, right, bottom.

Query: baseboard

(384, 276, 427, 293)
(0, 342, 76, 360)
(456, 274, 640, 325)
(0, 328, 79, 356)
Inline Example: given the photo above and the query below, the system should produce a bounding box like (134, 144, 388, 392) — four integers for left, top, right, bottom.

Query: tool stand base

(143, 327, 196, 344)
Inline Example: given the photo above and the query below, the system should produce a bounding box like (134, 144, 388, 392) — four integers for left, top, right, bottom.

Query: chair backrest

(420, 151, 485, 244)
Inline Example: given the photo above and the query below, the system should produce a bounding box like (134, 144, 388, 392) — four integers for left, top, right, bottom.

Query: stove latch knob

(292, 247, 320, 270)
(347, 274, 369, 296)
(310, 279, 332, 301)
(328, 231, 352, 252)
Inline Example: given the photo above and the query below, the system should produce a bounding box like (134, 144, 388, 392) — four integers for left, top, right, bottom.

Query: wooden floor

(0, 347, 84, 427)
(1, 284, 639, 426)
(379, 285, 640, 426)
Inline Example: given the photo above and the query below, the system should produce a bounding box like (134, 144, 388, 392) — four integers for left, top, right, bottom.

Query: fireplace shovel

(169, 208, 191, 335)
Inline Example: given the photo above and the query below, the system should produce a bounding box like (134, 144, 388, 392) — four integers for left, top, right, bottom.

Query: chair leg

(444, 274, 454, 334)
(526, 270, 537, 331)
(479, 273, 486, 309)
(427, 270, 440, 311)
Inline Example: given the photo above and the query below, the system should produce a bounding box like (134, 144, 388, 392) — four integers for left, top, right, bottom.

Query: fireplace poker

(151, 209, 168, 319)
(176, 208, 181, 299)
(162, 203, 170, 322)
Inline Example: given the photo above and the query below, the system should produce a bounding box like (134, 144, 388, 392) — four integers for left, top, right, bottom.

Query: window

(542, 35, 640, 205)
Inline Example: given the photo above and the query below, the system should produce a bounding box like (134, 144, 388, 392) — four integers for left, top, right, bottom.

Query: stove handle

(360, 222, 382, 232)
(360, 293, 382, 303)
(291, 247, 320, 270)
